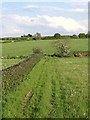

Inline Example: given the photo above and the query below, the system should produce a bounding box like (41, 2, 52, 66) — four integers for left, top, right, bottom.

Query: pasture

(2, 39, 88, 56)
(1, 58, 25, 70)
(2, 38, 88, 118)
(2, 57, 88, 118)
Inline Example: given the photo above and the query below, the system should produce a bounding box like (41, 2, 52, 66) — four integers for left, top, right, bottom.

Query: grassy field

(2, 39, 88, 56)
(1, 58, 24, 70)
(2, 57, 88, 118)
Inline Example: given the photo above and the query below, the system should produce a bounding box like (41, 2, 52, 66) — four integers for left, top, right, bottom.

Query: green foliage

(61, 35, 71, 39)
(54, 33, 61, 39)
(72, 34, 78, 39)
(6, 38, 9, 40)
(2, 54, 43, 96)
(21, 34, 32, 37)
(28, 34, 32, 37)
(33, 37, 37, 40)
(53, 39, 71, 57)
(2, 38, 6, 40)
(78, 33, 86, 38)
(33, 47, 43, 54)
(41, 36, 55, 40)
(85, 33, 90, 38)
(34, 32, 41, 40)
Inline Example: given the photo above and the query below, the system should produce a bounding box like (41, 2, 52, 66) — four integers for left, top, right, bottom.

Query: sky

(1, 1, 88, 37)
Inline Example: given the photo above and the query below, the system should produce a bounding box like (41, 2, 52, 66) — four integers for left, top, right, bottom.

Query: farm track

(2, 57, 88, 118)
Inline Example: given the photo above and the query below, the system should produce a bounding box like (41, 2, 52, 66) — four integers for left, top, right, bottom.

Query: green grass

(1, 58, 24, 70)
(2, 39, 88, 56)
(71, 39, 88, 51)
(2, 57, 88, 118)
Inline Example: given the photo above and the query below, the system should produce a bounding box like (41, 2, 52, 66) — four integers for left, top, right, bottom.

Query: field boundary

(47, 51, 89, 57)
(1, 53, 43, 96)
(0, 56, 29, 59)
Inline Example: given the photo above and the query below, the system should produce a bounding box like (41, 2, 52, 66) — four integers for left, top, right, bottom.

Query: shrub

(61, 35, 72, 39)
(2, 54, 43, 96)
(6, 38, 9, 40)
(72, 34, 78, 39)
(2, 38, 6, 40)
(33, 37, 37, 40)
(33, 47, 43, 54)
(52, 39, 71, 57)
(12, 38, 16, 40)
(41, 36, 55, 40)
(21, 37, 26, 40)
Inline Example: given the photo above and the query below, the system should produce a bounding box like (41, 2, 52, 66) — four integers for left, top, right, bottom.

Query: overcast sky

(1, 1, 88, 37)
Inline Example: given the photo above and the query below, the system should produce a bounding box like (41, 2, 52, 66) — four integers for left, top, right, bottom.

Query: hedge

(1, 54, 43, 96)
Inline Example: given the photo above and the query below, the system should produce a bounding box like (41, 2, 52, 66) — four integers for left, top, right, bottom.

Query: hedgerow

(1, 54, 43, 96)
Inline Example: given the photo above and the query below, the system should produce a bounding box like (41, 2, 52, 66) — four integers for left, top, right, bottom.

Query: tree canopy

(54, 33, 61, 39)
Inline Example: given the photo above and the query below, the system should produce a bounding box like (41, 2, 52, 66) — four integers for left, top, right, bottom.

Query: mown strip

(1, 53, 43, 96)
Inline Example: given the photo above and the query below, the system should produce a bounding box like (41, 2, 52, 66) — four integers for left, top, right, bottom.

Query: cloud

(9, 14, 87, 32)
(2, 8, 7, 10)
(67, 8, 87, 13)
(42, 16, 87, 32)
(2, 14, 87, 37)
(7, 29, 23, 34)
(24, 5, 38, 8)
(2, 0, 89, 3)
(23, 5, 87, 13)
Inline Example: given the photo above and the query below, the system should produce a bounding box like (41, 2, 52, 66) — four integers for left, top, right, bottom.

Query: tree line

(1, 32, 90, 41)
(21, 32, 90, 40)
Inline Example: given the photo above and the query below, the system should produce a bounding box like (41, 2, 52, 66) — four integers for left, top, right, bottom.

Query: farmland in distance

(2, 39, 88, 56)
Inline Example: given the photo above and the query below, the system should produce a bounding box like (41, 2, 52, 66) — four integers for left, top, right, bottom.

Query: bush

(61, 35, 72, 39)
(41, 36, 55, 40)
(2, 38, 6, 40)
(72, 34, 78, 39)
(33, 37, 37, 40)
(52, 39, 71, 57)
(33, 47, 43, 54)
(21, 37, 26, 40)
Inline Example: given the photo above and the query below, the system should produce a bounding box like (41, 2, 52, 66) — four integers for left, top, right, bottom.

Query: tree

(23, 34, 26, 37)
(54, 33, 61, 39)
(85, 33, 90, 38)
(72, 34, 78, 39)
(34, 32, 41, 39)
(78, 33, 86, 38)
(28, 34, 32, 37)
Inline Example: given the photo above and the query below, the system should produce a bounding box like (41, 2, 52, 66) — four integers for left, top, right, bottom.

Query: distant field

(2, 39, 88, 56)
(3, 57, 88, 118)
(1, 58, 24, 70)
